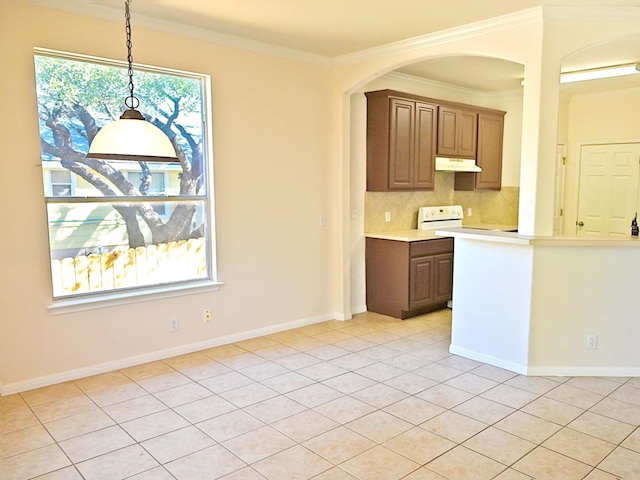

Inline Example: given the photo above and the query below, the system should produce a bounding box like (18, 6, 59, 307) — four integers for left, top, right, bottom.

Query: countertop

(364, 223, 517, 242)
(436, 227, 640, 247)
(463, 223, 518, 232)
(366, 226, 640, 246)
(364, 229, 448, 242)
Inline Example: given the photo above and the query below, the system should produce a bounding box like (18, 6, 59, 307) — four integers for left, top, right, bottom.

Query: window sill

(48, 280, 223, 315)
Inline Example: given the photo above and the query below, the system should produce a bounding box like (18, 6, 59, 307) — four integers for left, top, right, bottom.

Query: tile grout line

(2, 311, 640, 479)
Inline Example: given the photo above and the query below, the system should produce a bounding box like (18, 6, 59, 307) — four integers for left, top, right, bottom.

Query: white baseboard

(333, 305, 368, 321)
(449, 344, 640, 377)
(351, 304, 368, 316)
(1, 313, 334, 396)
(526, 366, 640, 377)
(449, 344, 529, 375)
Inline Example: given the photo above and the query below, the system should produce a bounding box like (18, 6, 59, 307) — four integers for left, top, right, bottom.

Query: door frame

(575, 141, 640, 236)
(554, 144, 566, 235)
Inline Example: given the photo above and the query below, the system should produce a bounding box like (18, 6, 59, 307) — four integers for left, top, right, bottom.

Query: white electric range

(417, 205, 464, 231)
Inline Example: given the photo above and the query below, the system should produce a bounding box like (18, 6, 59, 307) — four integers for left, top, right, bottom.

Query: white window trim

(49, 280, 223, 315)
(36, 47, 218, 306)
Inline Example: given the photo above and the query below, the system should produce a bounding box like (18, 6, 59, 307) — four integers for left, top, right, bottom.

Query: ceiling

(37, 0, 640, 93)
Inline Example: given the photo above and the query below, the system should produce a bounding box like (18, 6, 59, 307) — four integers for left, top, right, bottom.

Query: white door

(553, 144, 566, 235)
(577, 143, 640, 236)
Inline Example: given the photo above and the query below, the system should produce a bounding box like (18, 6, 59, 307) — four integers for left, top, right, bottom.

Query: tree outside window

(127, 171, 168, 216)
(34, 50, 213, 298)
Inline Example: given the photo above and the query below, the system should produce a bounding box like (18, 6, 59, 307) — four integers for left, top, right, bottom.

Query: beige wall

(0, 1, 334, 390)
(4, 2, 640, 391)
(562, 88, 640, 234)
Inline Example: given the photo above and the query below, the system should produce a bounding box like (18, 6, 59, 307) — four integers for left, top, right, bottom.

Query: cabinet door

(457, 109, 478, 158)
(437, 107, 477, 158)
(413, 102, 437, 189)
(365, 238, 411, 318)
(433, 253, 453, 303)
(454, 111, 504, 191)
(437, 106, 458, 156)
(366, 91, 437, 192)
(388, 98, 415, 189)
(409, 255, 435, 310)
(475, 112, 504, 189)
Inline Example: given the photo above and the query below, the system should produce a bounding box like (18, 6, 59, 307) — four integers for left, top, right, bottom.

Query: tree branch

(71, 103, 99, 144)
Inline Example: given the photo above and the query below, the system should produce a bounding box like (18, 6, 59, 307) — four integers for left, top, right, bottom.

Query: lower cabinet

(366, 237, 453, 319)
(409, 252, 453, 310)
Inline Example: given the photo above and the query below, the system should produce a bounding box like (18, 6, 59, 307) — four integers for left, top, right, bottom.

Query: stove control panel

(418, 205, 464, 222)
(417, 205, 464, 230)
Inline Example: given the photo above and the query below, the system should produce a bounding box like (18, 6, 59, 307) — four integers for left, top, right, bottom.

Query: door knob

(577, 221, 584, 227)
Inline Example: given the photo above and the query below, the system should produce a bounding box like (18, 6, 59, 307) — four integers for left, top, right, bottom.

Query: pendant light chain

(124, 0, 139, 110)
(87, 0, 178, 161)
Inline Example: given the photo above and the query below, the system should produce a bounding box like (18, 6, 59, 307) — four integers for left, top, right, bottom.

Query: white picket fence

(51, 237, 207, 297)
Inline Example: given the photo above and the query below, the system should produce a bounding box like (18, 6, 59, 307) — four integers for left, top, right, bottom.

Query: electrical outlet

(169, 318, 179, 332)
(385, 211, 391, 222)
(586, 334, 598, 349)
(203, 308, 212, 323)
(467, 207, 473, 217)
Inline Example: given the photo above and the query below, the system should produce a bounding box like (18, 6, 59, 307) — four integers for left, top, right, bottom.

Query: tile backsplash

(364, 172, 519, 232)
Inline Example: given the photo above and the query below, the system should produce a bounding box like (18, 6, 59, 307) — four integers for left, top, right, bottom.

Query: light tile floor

(2, 309, 640, 479)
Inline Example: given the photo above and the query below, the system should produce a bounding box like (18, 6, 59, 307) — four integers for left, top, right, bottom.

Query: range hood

(435, 157, 482, 172)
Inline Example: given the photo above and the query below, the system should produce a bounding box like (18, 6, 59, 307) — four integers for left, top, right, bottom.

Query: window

(35, 49, 214, 301)
(49, 170, 73, 197)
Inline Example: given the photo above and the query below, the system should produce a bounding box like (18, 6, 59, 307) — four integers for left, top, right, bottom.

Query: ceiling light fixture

(86, 0, 178, 162)
(560, 63, 640, 84)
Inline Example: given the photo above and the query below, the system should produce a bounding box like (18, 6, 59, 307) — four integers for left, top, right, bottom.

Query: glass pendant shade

(86, 0, 178, 163)
(86, 109, 179, 162)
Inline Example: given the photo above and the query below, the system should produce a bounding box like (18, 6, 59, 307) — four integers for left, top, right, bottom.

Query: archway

(346, 54, 526, 315)
(331, 7, 640, 320)
(557, 33, 640, 236)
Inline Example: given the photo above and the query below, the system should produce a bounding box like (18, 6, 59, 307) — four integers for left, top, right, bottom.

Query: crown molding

(30, 0, 333, 66)
(569, 84, 640, 100)
(333, 7, 544, 66)
(543, 5, 640, 23)
(136, 12, 333, 66)
(30, 2, 640, 69)
(383, 71, 524, 98)
(383, 71, 485, 96)
(333, 5, 640, 67)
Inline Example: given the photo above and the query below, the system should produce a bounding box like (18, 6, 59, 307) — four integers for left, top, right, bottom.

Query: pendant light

(86, 0, 178, 162)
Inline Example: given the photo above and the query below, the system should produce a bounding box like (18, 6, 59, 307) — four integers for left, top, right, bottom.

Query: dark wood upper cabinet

(366, 90, 437, 191)
(454, 110, 505, 191)
(437, 106, 477, 158)
(476, 111, 505, 189)
(366, 89, 505, 192)
(414, 102, 439, 188)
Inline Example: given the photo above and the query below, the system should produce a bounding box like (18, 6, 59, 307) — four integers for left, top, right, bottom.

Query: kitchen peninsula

(437, 227, 640, 377)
